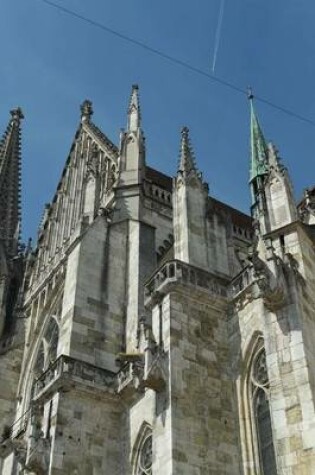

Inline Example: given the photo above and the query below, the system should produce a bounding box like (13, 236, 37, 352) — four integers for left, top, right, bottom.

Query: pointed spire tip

(249, 89, 269, 184)
(181, 126, 189, 136)
(127, 84, 141, 130)
(178, 125, 197, 175)
(10, 107, 24, 122)
(247, 86, 254, 101)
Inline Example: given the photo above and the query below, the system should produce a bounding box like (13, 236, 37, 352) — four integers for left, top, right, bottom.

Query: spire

(0, 108, 24, 256)
(178, 126, 197, 175)
(127, 84, 141, 131)
(249, 91, 268, 183)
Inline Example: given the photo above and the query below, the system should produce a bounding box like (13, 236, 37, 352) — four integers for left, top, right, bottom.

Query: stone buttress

(229, 97, 315, 474)
(137, 128, 241, 473)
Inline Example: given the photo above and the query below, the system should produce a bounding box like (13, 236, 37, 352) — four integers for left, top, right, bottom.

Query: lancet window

(134, 425, 153, 475)
(136, 433, 152, 475)
(33, 317, 59, 377)
(251, 348, 277, 475)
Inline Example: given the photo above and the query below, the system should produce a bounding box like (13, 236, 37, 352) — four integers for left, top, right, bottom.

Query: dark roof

(209, 197, 252, 229)
(145, 166, 172, 191)
(145, 166, 252, 228)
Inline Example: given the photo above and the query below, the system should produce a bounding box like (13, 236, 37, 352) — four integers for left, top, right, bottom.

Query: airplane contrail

(212, 0, 225, 74)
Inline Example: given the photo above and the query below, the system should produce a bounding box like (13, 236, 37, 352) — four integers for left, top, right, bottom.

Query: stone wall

(49, 389, 123, 475)
(0, 345, 23, 443)
(60, 216, 127, 373)
(160, 289, 239, 474)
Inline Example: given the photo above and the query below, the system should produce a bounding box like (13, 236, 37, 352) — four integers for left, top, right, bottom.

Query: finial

(10, 107, 24, 124)
(179, 126, 196, 174)
(181, 126, 189, 139)
(80, 100, 93, 123)
(247, 87, 254, 101)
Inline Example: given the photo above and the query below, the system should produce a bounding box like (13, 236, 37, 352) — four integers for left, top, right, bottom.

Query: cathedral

(0, 85, 315, 475)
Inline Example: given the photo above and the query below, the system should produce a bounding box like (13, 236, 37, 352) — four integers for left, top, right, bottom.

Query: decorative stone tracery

(33, 317, 59, 377)
(251, 348, 277, 475)
(239, 336, 278, 475)
(136, 432, 152, 475)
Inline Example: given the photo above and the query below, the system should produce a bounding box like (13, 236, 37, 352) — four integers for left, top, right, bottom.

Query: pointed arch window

(33, 317, 59, 378)
(251, 348, 277, 475)
(239, 335, 278, 474)
(137, 433, 152, 475)
(133, 424, 152, 475)
(44, 317, 59, 366)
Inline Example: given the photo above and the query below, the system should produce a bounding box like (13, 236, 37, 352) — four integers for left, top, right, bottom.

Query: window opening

(136, 433, 152, 475)
(251, 348, 277, 475)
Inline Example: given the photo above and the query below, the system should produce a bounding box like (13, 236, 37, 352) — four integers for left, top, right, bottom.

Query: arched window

(133, 424, 153, 475)
(44, 317, 59, 365)
(239, 334, 277, 474)
(136, 433, 152, 475)
(251, 348, 277, 475)
(33, 317, 59, 379)
(33, 342, 45, 378)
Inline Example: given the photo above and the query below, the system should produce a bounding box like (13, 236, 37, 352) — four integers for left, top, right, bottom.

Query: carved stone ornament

(86, 143, 99, 177)
(251, 349, 268, 388)
(116, 355, 145, 400)
(262, 285, 286, 312)
(143, 354, 166, 393)
(249, 249, 286, 311)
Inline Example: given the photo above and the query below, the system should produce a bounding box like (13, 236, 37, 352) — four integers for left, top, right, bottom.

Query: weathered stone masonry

(0, 87, 315, 474)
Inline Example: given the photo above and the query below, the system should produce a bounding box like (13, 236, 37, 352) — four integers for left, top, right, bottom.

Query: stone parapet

(144, 259, 228, 308)
(33, 355, 116, 402)
(116, 360, 144, 400)
(229, 265, 256, 300)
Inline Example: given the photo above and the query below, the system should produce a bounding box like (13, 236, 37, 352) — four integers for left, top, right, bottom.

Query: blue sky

(1, 0, 315, 241)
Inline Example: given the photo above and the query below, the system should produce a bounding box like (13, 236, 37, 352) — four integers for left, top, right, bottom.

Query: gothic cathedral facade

(0, 86, 315, 474)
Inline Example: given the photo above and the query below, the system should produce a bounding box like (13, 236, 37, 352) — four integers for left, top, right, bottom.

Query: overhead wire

(37, 0, 315, 128)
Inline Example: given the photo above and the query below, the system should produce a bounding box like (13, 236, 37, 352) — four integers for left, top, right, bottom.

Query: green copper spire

(249, 91, 268, 183)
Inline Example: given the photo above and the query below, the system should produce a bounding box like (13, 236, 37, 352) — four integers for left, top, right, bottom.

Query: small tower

(264, 141, 297, 230)
(248, 93, 297, 235)
(119, 84, 145, 186)
(115, 86, 156, 351)
(248, 93, 270, 234)
(0, 107, 24, 257)
(173, 127, 209, 271)
(0, 107, 24, 340)
(0, 108, 25, 443)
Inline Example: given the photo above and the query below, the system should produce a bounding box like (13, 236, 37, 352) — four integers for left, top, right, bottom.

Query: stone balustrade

(144, 259, 227, 307)
(33, 355, 115, 400)
(229, 265, 256, 299)
(116, 360, 144, 397)
(0, 408, 30, 445)
(143, 181, 172, 206)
